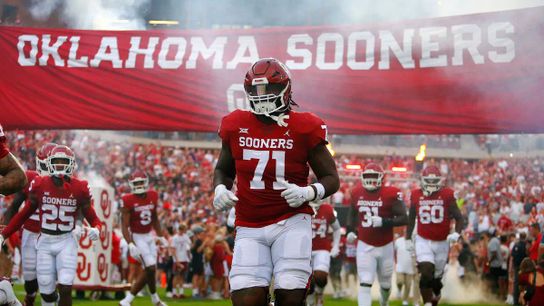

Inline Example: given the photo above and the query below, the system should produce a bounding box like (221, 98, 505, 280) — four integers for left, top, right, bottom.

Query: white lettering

(488, 22, 515, 63)
(126, 36, 159, 68)
(17, 35, 39, 66)
(90, 37, 123, 68)
(186, 36, 227, 69)
(286, 34, 313, 70)
(347, 31, 375, 70)
(158, 37, 186, 69)
(67, 36, 89, 67)
(419, 27, 448, 68)
(226, 36, 259, 69)
(379, 29, 415, 70)
(39, 34, 67, 67)
(452, 24, 484, 65)
(316, 33, 344, 70)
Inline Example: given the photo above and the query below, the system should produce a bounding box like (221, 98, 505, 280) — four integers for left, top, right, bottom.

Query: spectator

(487, 228, 504, 295)
(394, 234, 417, 306)
(529, 223, 542, 261)
(518, 256, 544, 306)
(189, 226, 205, 298)
(171, 224, 191, 298)
(458, 240, 478, 282)
(512, 232, 529, 305)
(500, 235, 511, 300)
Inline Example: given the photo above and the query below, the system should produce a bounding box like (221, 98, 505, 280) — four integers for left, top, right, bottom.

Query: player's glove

(88, 227, 100, 241)
(447, 232, 461, 243)
(331, 245, 340, 258)
(405, 239, 414, 253)
(279, 181, 315, 208)
(213, 184, 238, 211)
(370, 216, 383, 227)
(0, 235, 4, 248)
(156, 236, 168, 246)
(346, 232, 357, 243)
(72, 225, 83, 241)
(129, 242, 140, 258)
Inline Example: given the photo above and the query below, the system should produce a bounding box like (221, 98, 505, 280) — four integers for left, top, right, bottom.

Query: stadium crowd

(2, 130, 544, 305)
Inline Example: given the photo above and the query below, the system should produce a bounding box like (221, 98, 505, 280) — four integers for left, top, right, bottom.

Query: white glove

(72, 225, 83, 241)
(156, 236, 168, 246)
(346, 232, 357, 243)
(88, 227, 100, 241)
(371, 216, 383, 227)
(330, 245, 340, 258)
(213, 184, 238, 211)
(129, 242, 140, 258)
(447, 232, 461, 243)
(405, 239, 414, 253)
(0, 235, 4, 247)
(279, 181, 315, 208)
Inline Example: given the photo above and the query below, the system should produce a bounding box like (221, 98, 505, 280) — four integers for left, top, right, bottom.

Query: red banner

(0, 7, 543, 134)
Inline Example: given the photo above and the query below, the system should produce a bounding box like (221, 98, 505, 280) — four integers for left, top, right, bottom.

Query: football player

(119, 171, 168, 306)
(0, 145, 102, 306)
(307, 200, 341, 306)
(2, 143, 57, 306)
(0, 123, 27, 196)
(405, 165, 464, 306)
(213, 58, 340, 306)
(347, 163, 408, 306)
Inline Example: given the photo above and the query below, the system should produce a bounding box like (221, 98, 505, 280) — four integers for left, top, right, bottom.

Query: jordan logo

(284, 130, 290, 137)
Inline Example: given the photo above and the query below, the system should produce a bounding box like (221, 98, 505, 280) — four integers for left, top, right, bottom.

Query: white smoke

(28, 0, 151, 30)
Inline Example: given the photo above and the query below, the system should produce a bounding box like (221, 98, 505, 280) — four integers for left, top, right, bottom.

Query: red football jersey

(21, 170, 40, 233)
(2, 176, 101, 238)
(0, 124, 8, 159)
(352, 185, 401, 246)
(122, 190, 158, 234)
(312, 203, 336, 251)
(411, 187, 455, 241)
(218, 110, 328, 227)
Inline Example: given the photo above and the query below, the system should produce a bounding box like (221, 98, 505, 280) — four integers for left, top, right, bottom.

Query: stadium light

(149, 20, 180, 25)
(392, 166, 407, 172)
(415, 144, 427, 161)
(345, 164, 362, 170)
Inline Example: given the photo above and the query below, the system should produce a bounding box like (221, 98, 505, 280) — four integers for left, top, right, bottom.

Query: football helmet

(47, 145, 76, 177)
(129, 171, 149, 194)
(361, 163, 384, 191)
(244, 58, 294, 125)
(36, 143, 57, 176)
(420, 165, 443, 196)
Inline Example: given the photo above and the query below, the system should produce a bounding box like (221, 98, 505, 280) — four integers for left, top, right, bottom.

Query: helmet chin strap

(266, 113, 289, 127)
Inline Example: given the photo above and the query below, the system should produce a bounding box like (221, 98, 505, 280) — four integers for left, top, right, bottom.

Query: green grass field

(13, 285, 504, 306)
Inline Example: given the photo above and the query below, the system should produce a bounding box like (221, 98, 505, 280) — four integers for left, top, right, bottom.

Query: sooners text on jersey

(122, 190, 158, 234)
(22, 170, 40, 233)
(412, 187, 455, 241)
(352, 185, 401, 246)
(219, 110, 328, 227)
(31, 176, 93, 234)
(0, 124, 8, 159)
(312, 203, 336, 251)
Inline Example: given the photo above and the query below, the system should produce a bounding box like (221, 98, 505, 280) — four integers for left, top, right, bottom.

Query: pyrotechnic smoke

(28, 0, 151, 30)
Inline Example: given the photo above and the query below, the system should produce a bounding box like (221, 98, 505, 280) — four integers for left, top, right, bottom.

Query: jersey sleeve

(121, 195, 131, 210)
(78, 180, 92, 200)
(307, 114, 328, 149)
(218, 112, 237, 143)
(389, 187, 402, 202)
(0, 124, 8, 159)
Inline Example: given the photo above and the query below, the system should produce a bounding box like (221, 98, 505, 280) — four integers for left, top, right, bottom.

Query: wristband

(311, 183, 325, 200)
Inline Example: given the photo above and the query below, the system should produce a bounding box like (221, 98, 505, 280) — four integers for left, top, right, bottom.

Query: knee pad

(41, 292, 58, 303)
(38, 273, 56, 295)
